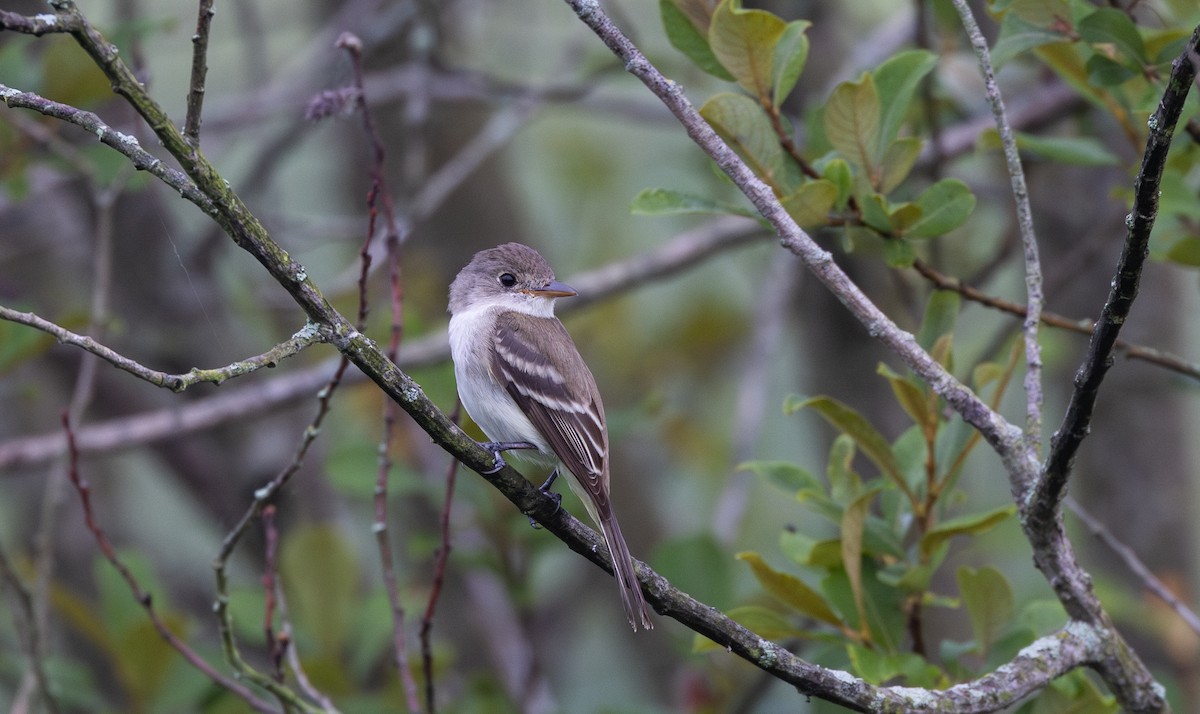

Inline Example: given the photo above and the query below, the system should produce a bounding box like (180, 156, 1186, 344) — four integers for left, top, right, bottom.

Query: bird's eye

(498, 272, 517, 287)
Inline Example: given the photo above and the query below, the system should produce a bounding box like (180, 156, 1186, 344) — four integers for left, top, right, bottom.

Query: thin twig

(61, 413, 278, 713)
(261, 505, 285, 682)
(421, 403, 462, 714)
(912, 260, 1200, 381)
(184, 0, 215, 146)
(0, 308, 322, 391)
(335, 31, 423, 713)
(1067, 497, 1200, 637)
(0, 541, 59, 714)
(949, 0, 1044, 463)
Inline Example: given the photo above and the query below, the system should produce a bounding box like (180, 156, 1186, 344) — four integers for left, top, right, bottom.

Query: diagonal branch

(1037, 28, 1200, 516)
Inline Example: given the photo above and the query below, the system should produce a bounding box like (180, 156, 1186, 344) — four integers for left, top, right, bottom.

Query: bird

(448, 242, 654, 631)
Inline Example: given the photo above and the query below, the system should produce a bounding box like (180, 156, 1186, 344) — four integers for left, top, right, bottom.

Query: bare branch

(0, 83, 214, 212)
(912, 260, 1200, 381)
(1068, 497, 1200, 638)
(949, 0, 1044, 462)
(1039, 29, 1200, 517)
(0, 307, 323, 391)
(184, 0, 216, 146)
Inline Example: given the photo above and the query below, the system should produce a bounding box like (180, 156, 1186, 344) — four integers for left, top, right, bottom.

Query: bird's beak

(525, 279, 577, 299)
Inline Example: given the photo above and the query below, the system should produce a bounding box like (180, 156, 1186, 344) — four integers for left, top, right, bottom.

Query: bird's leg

(479, 441, 538, 475)
(529, 468, 563, 529)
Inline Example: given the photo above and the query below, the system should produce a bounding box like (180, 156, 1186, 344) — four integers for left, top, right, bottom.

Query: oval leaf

(786, 395, 912, 500)
(660, 0, 736, 81)
(700, 92, 784, 181)
(957, 565, 1014, 656)
(630, 187, 758, 217)
(709, 0, 787, 99)
(780, 179, 837, 228)
(771, 20, 811, 108)
(824, 75, 881, 172)
(873, 50, 938, 153)
(920, 505, 1017, 559)
(906, 178, 976, 238)
(737, 551, 843, 625)
(739, 459, 823, 494)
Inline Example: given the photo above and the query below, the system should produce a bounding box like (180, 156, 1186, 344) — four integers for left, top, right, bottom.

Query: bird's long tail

(599, 512, 654, 631)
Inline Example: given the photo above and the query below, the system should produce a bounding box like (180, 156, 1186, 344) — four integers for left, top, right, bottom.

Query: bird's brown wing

(491, 310, 610, 511)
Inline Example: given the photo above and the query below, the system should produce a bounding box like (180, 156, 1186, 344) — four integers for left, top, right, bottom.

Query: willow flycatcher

(448, 242, 653, 631)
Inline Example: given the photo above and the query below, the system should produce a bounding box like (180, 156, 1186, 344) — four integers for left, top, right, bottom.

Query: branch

(184, 0, 216, 146)
(0, 308, 322, 391)
(949, 0, 1044, 462)
(1067, 497, 1200, 638)
(0, 83, 214, 212)
(1037, 29, 1199, 516)
(912, 260, 1200, 381)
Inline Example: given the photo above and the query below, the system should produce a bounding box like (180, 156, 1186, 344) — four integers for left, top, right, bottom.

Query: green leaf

(957, 566, 1014, 656)
(920, 505, 1017, 559)
(991, 12, 1070, 68)
(1085, 54, 1136, 86)
(827, 433, 863, 504)
(1166, 236, 1200, 267)
(709, 0, 787, 99)
(700, 92, 784, 182)
(737, 551, 843, 625)
(878, 136, 923, 193)
(847, 644, 945, 686)
(780, 179, 837, 227)
(873, 50, 938, 152)
(739, 459, 823, 494)
(859, 192, 894, 234)
(821, 157, 853, 209)
(781, 531, 844, 567)
(771, 20, 812, 108)
(1078, 8, 1148, 71)
(281, 524, 359, 654)
(916, 290, 959, 352)
(883, 237, 916, 268)
(824, 74, 881, 172)
(787, 395, 912, 499)
(877, 363, 931, 430)
(660, 0, 736, 81)
(905, 178, 975, 238)
(1005, 0, 1072, 28)
(1013, 131, 1120, 166)
(841, 490, 876, 638)
(630, 187, 758, 217)
(885, 201, 923, 235)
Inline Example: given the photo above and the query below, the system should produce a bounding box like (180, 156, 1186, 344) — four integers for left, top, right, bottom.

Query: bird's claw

(529, 469, 563, 529)
(478, 441, 537, 475)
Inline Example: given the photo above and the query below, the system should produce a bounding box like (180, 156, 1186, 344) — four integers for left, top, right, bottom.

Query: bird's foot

(529, 469, 563, 529)
(479, 441, 538, 474)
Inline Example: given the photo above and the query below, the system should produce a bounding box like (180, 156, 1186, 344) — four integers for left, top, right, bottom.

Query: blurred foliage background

(2, 0, 1200, 711)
